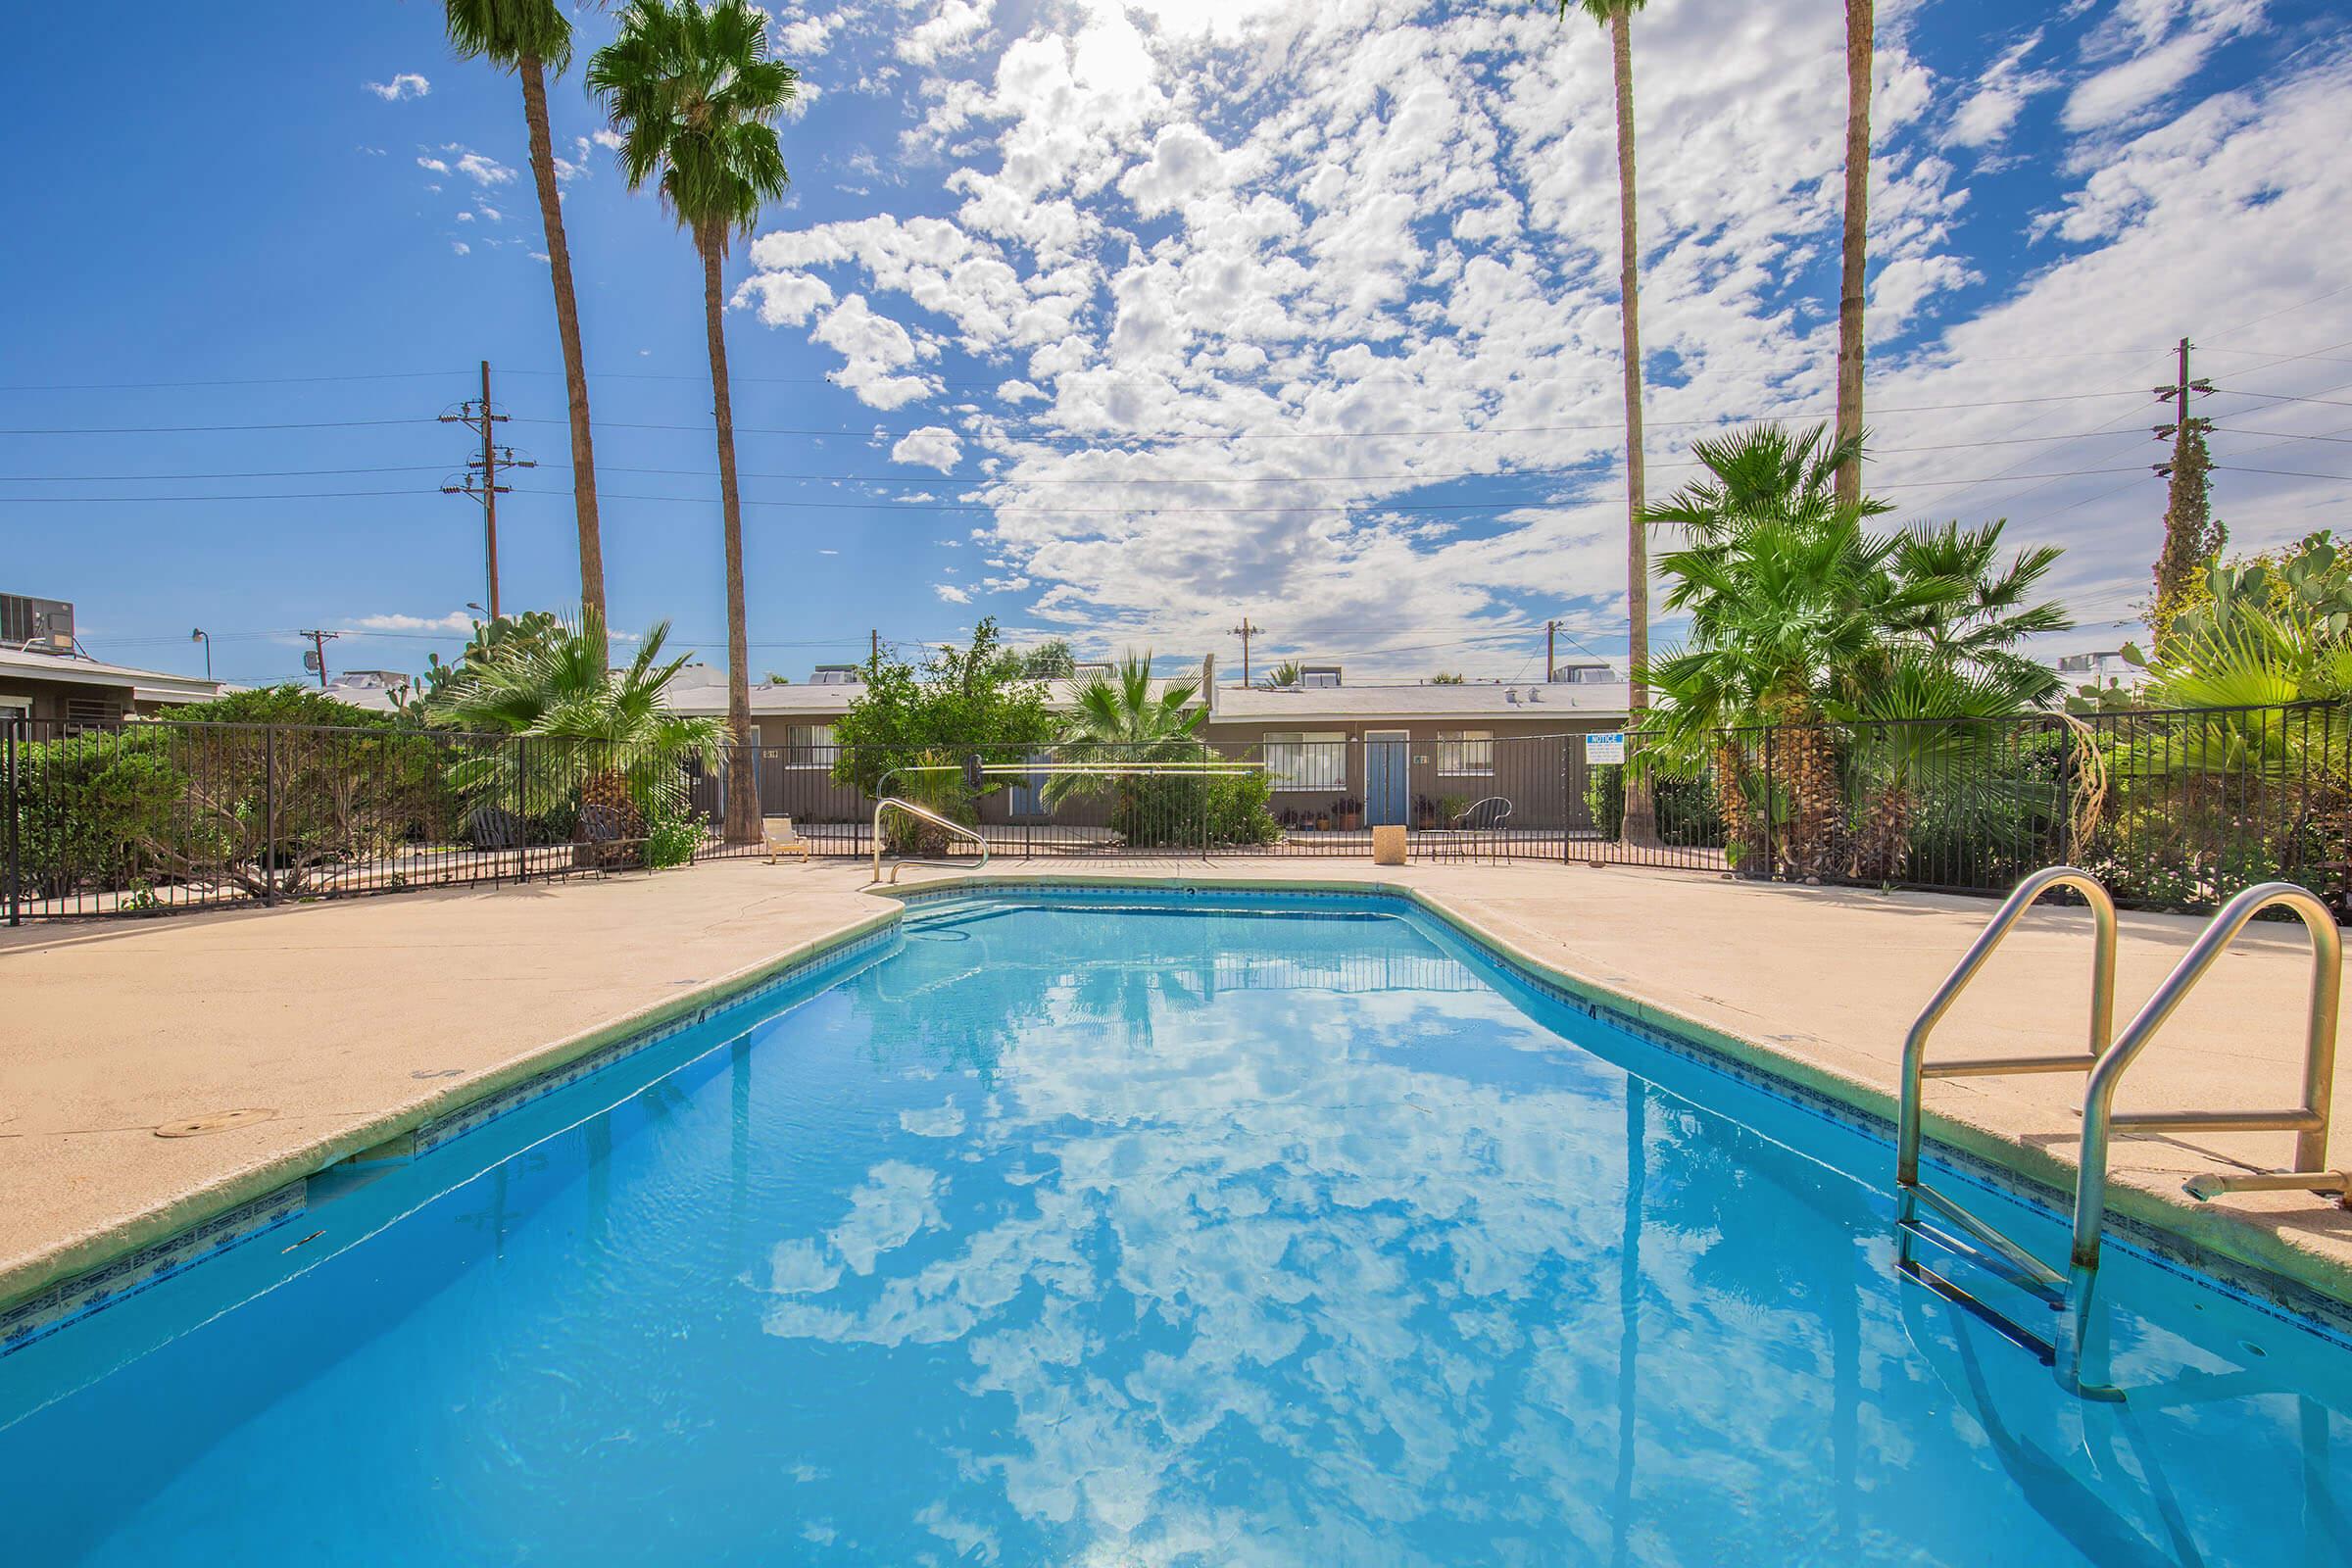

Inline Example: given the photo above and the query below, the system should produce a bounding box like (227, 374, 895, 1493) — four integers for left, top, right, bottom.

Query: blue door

(1365, 731, 1409, 826)
(1005, 751, 1049, 817)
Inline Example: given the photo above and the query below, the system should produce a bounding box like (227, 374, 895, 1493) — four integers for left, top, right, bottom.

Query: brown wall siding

(1200, 716, 1619, 829)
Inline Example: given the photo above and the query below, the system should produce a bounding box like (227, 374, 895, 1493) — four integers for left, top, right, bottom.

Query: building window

(1263, 731, 1348, 790)
(1437, 730, 1494, 776)
(783, 723, 837, 767)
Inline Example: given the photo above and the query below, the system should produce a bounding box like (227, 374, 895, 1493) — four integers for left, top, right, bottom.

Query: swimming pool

(1, 889, 2344, 1563)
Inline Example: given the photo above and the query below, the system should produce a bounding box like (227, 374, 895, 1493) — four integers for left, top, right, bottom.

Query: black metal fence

(6, 704, 2346, 921)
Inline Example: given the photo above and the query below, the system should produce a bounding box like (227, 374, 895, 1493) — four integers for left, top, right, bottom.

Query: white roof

(659, 662, 1202, 718)
(1210, 680, 1630, 723)
(0, 645, 222, 704)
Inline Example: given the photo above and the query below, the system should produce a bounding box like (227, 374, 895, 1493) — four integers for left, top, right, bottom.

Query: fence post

(4, 715, 20, 927)
(261, 727, 277, 906)
(515, 737, 529, 885)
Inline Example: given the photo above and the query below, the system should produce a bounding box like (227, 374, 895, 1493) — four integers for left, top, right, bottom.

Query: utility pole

(1545, 619, 1557, 684)
(870, 628, 880, 667)
(1231, 616, 1259, 686)
(440, 361, 533, 621)
(299, 629, 339, 688)
(2151, 336, 2219, 639)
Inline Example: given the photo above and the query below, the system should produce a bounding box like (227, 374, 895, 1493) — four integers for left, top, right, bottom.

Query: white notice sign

(1584, 731, 1625, 764)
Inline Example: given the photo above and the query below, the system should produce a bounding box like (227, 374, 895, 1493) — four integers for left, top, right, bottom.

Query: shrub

(641, 794, 706, 870)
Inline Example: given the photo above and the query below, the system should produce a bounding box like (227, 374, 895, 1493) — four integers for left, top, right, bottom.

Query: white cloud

(449, 148, 518, 187)
(733, 270, 836, 326)
(364, 74, 429, 102)
(349, 611, 473, 633)
(810, 293, 934, 408)
(933, 582, 975, 604)
(2063, 0, 2264, 132)
(891, 425, 964, 471)
(899, 0, 994, 68)
(415, 156, 449, 175)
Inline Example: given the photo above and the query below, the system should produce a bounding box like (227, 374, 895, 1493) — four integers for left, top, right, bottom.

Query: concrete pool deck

(5, 855, 2350, 1327)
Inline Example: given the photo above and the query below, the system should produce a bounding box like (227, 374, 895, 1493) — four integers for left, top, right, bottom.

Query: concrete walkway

(5, 856, 2348, 1318)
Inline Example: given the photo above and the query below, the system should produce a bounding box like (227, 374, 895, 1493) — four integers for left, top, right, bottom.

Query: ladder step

(1897, 1256, 2057, 1364)
(1919, 1053, 2100, 1079)
(1906, 1183, 2065, 1298)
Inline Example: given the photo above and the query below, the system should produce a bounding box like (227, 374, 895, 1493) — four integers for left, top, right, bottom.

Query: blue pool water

(2, 893, 2346, 1563)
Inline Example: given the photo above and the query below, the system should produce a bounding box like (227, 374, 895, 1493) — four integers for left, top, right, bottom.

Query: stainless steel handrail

(1896, 866, 2119, 1195)
(870, 798, 991, 886)
(2056, 880, 2345, 1395)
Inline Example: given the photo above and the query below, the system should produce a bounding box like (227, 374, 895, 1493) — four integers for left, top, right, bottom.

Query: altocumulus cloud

(732, 0, 2352, 674)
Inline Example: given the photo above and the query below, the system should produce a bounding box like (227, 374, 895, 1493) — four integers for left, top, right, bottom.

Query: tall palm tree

(443, 0, 606, 647)
(590, 0, 795, 844)
(1835, 0, 1876, 507)
(1552, 0, 1652, 839)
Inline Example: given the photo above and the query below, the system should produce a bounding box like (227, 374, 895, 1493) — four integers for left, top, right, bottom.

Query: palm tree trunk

(698, 223, 760, 845)
(1609, 12, 1659, 849)
(518, 53, 606, 651)
(1834, 0, 1874, 508)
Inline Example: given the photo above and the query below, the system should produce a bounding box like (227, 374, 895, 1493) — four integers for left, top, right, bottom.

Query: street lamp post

(190, 627, 211, 681)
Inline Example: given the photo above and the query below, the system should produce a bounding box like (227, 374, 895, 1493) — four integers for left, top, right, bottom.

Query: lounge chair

(762, 815, 813, 863)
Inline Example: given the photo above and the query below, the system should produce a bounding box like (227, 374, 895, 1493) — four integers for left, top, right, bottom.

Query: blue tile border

(1, 920, 903, 1357)
(0, 1180, 308, 1355)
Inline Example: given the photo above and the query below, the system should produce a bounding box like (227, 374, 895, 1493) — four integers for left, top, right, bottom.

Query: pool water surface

(0, 893, 2344, 1564)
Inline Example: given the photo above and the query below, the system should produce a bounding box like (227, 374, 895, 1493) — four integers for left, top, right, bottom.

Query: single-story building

(659, 657, 1633, 832)
(0, 646, 223, 729)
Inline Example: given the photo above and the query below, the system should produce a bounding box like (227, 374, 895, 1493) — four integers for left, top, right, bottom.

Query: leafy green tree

(590, 0, 797, 844)
(1262, 660, 1301, 689)
(1430, 671, 1465, 685)
(829, 618, 1054, 800)
(1020, 639, 1078, 678)
(442, 0, 605, 642)
(2151, 411, 2225, 646)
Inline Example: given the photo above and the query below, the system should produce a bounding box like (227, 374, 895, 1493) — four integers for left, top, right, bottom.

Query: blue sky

(5, 0, 2349, 687)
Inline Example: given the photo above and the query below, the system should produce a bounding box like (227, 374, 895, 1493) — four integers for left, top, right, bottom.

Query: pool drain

(154, 1108, 276, 1138)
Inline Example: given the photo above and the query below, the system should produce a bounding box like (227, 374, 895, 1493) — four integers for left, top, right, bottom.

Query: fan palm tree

(590, 0, 796, 844)
(443, 0, 606, 646)
(1835, 0, 1875, 507)
(1640, 425, 1965, 875)
(430, 608, 722, 853)
(1045, 655, 1205, 807)
(1888, 519, 2071, 703)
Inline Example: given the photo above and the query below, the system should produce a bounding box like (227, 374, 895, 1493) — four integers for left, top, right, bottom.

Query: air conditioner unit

(0, 595, 74, 655)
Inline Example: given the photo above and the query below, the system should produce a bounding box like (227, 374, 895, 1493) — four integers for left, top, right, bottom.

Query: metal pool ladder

(869, 798, 991, 886)
(1896, 869, 2346, 1399)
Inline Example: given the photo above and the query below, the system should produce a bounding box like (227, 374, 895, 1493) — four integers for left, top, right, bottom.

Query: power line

(0, 428, 2155, 488)
(0, 464, 2166, 511)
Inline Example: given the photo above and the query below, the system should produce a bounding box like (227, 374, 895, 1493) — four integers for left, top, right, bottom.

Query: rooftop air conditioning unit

(1, 595, 75, 656)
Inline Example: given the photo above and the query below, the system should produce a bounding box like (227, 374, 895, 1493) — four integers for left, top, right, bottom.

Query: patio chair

(762, 815, 813, 864)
